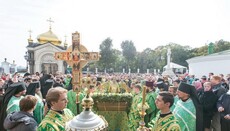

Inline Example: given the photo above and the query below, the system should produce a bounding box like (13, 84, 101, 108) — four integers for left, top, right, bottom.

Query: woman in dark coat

(198, 82, 217, 131)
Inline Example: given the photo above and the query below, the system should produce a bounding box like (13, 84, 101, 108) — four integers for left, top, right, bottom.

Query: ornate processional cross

(55, 31, 99, 114)
(55, 31, 100, 90)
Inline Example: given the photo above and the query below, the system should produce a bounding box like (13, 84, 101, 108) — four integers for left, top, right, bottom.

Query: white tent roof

(163, 62, 187, 69)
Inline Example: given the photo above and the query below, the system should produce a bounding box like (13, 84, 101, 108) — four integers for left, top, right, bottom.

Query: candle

(76, 92, 79, 104)
(142, 86, 146, 106)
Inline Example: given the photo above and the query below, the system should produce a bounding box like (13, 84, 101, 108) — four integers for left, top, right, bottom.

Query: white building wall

(188, 59, 230, 78)
(31, 43, 65, 73)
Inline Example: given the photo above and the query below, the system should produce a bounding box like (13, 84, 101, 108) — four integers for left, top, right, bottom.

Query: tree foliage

(120, 40, 137, 69)
(214, 39, 230, 53)
(98, 37, 116, 71)
(93, 38, 230, 73)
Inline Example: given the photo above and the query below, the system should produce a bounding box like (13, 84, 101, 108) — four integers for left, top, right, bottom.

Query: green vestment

(34, 94, 44, 124)
(152, 113, 181, 131)
(67, 90, 85, 115)
(173, 98, 196, 131)
(64, 77, 71, 88)
(144, 91, 158, 126)
(6, 96, 24, 114)
(37, 108, 74, 131)
(170, 95, 179, 112)
(128, 93, 142, 130)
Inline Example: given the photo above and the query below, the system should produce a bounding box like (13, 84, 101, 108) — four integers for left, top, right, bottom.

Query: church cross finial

(47, 17, 54, 30)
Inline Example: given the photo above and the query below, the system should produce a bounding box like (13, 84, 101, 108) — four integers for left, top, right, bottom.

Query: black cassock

(217, 93, 230, 131)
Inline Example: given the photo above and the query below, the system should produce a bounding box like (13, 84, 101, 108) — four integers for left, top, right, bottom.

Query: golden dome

(37, 30, 62, 45)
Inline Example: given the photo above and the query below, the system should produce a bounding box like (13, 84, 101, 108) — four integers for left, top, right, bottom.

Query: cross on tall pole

(55, 31, 100, 114)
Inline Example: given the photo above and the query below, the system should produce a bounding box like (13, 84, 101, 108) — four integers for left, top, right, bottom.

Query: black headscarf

(0, 82, 26, 131)
(178, 82, 203, 131)
(41, 78, 53, 99)
(26, 81, 40, 96)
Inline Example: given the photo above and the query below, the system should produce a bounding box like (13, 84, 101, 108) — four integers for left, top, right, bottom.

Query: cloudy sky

(0, 0, 230, 67)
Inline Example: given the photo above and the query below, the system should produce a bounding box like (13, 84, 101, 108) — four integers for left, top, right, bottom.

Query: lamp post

(24, 52, 29, 72)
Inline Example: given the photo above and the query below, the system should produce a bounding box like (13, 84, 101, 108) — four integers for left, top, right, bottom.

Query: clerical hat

(156, 78, 164, 88)
(156, 78, 164, 85)
(23, 72, 31, 77)
(178, 82, 195, 95)
(97, 77, 102, 82)
(145, 81, 154, 87)
(11, 82, 27, 95)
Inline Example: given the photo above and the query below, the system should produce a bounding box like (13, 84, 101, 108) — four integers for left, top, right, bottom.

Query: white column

(123, 68, 125, 73)
(147, 69, 149, 74)
(167, 48, 171, 69)
(137, 68, 140, 73)
(154, 69, 156, 75)
(95, 68, 98, 74)
(128, 68, 131, 74)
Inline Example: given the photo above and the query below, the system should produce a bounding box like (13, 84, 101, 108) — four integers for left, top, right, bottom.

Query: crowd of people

(0, 71, 229, 131)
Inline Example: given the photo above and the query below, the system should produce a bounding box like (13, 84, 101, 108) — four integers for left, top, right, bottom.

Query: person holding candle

(67, 86, 85, 115)
(144, 81, 158, 126)
(128, 84, 143, 130)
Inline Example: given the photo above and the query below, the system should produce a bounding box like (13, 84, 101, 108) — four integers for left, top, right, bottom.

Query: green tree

(214, 39, 230, 53)
(190, 45, 208, 57)
(168, 43, 192, 67)
(136, 48, 157, 73)
(110, 49, 122, 72)
(121, 40, 137, 70)
(98, 37, 116, 71)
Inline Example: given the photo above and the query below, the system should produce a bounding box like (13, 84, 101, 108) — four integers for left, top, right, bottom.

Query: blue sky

(0, 0, 230, 66)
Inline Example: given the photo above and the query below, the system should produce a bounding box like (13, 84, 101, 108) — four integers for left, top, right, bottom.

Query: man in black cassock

(41, 74, 53, 99)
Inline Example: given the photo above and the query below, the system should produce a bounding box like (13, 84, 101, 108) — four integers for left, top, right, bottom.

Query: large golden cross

(55, 31, 100, 91)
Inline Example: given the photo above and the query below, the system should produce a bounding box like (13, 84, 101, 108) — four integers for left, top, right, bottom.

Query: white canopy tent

(163, 62, 187, 74)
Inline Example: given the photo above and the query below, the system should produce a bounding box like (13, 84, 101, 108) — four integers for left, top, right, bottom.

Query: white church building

(25, 23, 68, 74)
(186, 49, 230, 78)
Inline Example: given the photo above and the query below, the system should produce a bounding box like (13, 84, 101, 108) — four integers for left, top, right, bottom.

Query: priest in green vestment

(34, 93, 44, 124)
(151, 92, 181, 131)
(26, 80, 44, 124)
(0, 82, 27, 131)
(37, 87, 74, 131)
(173, 82, 203, 131)
(67, 89, 85, 115)
(144, 81, 158, 126)
(128, 84, 143, 130)
(6, 82, 27, 114)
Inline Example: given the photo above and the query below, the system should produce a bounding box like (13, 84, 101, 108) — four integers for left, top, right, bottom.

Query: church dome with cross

(37, 29, 62, 46)
(26, 18, 67, 74)
(36, 18, 62, 46)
